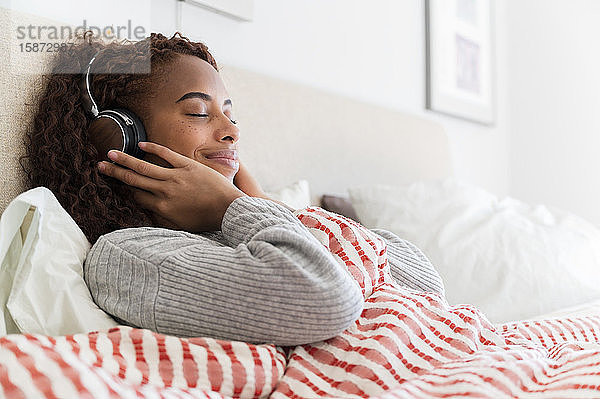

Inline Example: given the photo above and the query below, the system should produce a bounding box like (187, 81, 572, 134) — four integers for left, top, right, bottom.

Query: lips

(203, 149, 238, 161)
(201, 149, 239, 171)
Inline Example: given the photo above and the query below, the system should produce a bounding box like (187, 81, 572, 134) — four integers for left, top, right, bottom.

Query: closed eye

(186, 113, 237, 125)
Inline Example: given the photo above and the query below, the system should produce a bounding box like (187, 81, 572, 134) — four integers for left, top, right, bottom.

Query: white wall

(153, 0, 511, 197)
(507, 0, 600, 225)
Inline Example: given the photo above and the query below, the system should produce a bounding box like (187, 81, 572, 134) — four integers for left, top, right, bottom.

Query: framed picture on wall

(178, 0, 254, 21)
(425, 0, 495, 125)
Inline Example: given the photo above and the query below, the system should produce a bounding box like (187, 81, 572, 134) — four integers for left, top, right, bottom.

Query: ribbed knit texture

(84, 196, 444, 346)
(371, 228, 445, 296)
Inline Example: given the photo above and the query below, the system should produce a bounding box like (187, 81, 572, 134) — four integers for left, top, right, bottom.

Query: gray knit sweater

(84, 196, 444, 346)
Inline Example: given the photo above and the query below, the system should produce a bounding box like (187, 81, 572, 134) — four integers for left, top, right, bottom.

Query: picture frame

(425, 0, 495, 125)
(178, 0, 254, 22)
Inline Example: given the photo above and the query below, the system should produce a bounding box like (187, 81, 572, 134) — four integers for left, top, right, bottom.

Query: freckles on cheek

(174, 120, 186, 135)
(172, 120, 208, 158)
(176, 120, 196, 135)
(171, 120, 192, 138)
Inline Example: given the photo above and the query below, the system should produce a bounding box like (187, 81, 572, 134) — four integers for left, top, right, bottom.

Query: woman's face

(142, 54, 240, 181)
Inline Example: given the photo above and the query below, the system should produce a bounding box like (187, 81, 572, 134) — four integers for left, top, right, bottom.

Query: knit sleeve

(370, 228, 445, 296)
(83, 195, 364, 346)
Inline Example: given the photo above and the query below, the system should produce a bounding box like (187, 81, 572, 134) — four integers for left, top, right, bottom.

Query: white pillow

(266, 180, 311, 210)
(349, 178, 600, 324)
(0, 187, 118, 335)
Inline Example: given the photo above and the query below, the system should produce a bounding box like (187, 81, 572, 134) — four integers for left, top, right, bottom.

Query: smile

(207, 157, 239, 169)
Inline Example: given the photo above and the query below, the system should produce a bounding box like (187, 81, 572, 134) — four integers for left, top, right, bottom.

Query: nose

(215, 115, 240, 143)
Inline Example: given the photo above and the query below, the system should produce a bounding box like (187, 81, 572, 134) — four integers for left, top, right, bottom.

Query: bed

(2, 8, 600, 399)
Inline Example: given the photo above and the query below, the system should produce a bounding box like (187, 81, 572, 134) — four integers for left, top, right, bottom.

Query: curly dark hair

(20, 32, 219, 244)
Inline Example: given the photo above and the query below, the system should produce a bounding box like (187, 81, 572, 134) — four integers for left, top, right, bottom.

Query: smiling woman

(20, 32, 444, 346)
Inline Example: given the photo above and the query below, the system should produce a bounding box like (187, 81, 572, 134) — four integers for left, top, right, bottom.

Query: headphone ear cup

(111, 108, 147, 159)
(88, 116, 126, 163)
(91, 108, 147, 160)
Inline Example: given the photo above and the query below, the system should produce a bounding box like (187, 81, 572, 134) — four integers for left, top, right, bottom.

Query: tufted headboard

(0, 8, 452, 215)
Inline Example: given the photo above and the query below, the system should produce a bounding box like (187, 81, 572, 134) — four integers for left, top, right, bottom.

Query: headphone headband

(84, 49, 101, 117)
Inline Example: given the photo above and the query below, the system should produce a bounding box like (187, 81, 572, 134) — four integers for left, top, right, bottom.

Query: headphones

(84, 50, 147, 159)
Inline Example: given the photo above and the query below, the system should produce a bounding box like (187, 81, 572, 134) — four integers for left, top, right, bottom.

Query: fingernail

(107, 150, 117, 160)
(138, 142, 146, 149)
(97, 162, 105, 172)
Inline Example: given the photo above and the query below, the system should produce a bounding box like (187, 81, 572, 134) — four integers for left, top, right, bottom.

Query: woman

(23, 32, 444, 346)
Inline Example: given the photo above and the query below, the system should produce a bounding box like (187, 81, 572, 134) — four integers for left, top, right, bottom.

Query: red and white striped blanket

(2, 207, 600, 398)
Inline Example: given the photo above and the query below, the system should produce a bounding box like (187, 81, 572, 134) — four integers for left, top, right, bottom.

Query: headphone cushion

(96, 108, 147, 159)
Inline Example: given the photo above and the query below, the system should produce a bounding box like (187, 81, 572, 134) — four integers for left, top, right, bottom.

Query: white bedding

(349, 178, 600, 324)
(521, 298, 600, 322)
(0, 187, 117, 336)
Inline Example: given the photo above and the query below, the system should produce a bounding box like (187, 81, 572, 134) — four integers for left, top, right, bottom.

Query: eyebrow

(175, 91, 232, 106)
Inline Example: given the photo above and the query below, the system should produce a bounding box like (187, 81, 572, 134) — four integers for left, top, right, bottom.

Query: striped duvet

(1, 207, 600, 398)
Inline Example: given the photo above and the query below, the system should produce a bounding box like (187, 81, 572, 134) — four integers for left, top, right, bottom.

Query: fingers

(138, 142, 191, 169)
(107, 149, 171, 180)
(98, 160, 163, 192)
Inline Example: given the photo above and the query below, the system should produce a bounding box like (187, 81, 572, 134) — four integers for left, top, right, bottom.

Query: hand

(97, 142, 246, 232)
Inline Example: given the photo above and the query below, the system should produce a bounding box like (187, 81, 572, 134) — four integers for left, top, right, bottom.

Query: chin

(202, 161, 238, 181)
(221, 169, 238, 182)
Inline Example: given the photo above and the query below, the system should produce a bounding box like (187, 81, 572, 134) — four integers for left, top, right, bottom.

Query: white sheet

(0, 187, 117, 336)
(518, 299, 600, 322)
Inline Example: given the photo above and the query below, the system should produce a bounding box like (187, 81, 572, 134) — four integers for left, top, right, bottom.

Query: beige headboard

(0, 8, 452, 215)
(0, 8, 48, 216)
